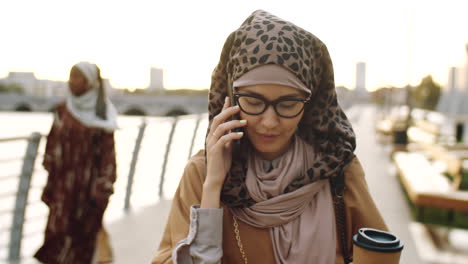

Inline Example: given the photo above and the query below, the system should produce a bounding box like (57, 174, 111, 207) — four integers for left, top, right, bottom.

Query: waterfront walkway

(106, 200, 172, 264)
(6, 104, 468, 264)
(106, 104, 426, 264)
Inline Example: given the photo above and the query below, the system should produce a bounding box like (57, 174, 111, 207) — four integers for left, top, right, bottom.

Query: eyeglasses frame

(233, 92, 309, 118)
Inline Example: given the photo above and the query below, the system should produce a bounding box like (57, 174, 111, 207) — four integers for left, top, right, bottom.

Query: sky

(0, 0, 467, 91)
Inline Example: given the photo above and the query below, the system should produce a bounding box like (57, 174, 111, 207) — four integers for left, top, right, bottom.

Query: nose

(260, 105, 280, 129)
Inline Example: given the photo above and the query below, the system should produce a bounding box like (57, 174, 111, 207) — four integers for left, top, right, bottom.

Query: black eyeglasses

(234, 93, 308, 118)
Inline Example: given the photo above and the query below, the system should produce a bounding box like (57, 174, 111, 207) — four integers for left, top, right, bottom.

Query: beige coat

(152, 150, 387, 264)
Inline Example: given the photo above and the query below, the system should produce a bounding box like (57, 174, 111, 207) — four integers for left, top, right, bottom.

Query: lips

(257, 133, 279, 142)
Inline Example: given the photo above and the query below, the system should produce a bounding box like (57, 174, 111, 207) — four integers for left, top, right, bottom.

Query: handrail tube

(187, 114, 202, 161)
(159, 117, 178, 198)
(124, 119, 147, 211)
(8, 132, 41, 262)
(0, 134, 44, 143)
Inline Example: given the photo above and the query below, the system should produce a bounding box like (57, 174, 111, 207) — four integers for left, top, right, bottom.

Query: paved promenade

(350, 105, 423, 264)
(106, 200, 172, 264)
(106, 104, 425, 264)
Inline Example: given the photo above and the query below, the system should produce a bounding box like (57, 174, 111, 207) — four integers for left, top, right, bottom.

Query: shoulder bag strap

(330, 169, 352, 264)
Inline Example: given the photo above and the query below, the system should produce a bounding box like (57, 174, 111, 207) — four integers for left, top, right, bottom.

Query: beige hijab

(209, 10, 356, 208)
(66, 62, 118, 132)
(231, 135, 336, 263)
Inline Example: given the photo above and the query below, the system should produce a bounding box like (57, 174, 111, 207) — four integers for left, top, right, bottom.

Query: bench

(375, 106, 410, 144)
(375, 118, 396, 136)
(406, 109, 446, 144)
(375, 108, 448, 152)
(407, 119, 440, 145)
(408, 143, 468, 190)
(393, 151, 468, 229)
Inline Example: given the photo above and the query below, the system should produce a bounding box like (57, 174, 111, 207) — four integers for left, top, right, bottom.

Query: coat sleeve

(42, 106, 65, 172)
(337, 156, 388, 263)
(88, 130, 118, 210)
(100, 132, 117, 185)
(152, 152, 207, 264)
(95, 132, 117, 198)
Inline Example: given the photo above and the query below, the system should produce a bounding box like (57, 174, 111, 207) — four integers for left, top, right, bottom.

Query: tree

(412, 75, 441, 110)
(0, 83, 24, 94)
(370, 87, 389, 106)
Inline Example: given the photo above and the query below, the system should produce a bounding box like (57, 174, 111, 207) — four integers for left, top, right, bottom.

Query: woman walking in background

(35, 61, 118, 264)
(153, 10, 388, 264)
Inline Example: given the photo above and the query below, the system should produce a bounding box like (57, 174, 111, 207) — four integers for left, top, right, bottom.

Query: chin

(252, 144, 283, 159)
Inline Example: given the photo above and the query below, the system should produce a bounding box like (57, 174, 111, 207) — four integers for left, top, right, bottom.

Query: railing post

(187, 114, 202, 160)
(159, 117, 178, 199)
(124, 119, 146, 211)
(8, 132, 41, 262)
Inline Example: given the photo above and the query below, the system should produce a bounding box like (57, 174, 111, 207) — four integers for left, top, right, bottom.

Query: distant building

(0, 72, 68, 96)
(438, 44, 468, 115)
(3, 72, 38, 95)
(464, 43, 468, 90)
(0, 71, 115, 97)
(335, 85, 354, 109)
(448, 67, 457, 92)
(355, 62, 367, 95)
(148, 67, 164, 92)
(438, 67, 458, 114)
(39, 79, 68, 97)
(102, 78, 119, 96)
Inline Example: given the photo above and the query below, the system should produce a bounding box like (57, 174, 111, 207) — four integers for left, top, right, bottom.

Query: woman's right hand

(202, 97, 246, 208)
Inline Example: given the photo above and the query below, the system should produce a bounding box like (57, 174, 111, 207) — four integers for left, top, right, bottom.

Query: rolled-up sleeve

(172, 206, 223, 264)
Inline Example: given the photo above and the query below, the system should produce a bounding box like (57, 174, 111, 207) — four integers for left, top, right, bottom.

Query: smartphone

(226, 74, 242, 131)
(226, 75, 242, 156)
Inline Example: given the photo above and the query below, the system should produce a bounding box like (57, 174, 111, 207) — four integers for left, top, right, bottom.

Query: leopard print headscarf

(207, 10, 356, 208)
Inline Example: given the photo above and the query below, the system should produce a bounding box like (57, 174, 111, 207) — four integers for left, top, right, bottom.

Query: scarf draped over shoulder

(66, 61, 118, 132)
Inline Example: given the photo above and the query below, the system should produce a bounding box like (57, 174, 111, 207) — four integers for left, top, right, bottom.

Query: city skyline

(1, 0, 467, 91)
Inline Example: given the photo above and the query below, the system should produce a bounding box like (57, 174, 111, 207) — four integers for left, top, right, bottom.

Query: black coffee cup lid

(353, 228, 404, 253)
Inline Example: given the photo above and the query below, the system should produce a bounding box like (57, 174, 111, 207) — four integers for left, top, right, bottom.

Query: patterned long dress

(34, 103, 117, 264)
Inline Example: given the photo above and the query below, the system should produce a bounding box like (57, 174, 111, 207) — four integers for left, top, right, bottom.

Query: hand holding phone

(202, 97, 246, 208)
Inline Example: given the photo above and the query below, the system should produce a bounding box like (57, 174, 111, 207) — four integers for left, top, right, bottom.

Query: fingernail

(239, 120, 247, 124)
(236, 132, 244, 135)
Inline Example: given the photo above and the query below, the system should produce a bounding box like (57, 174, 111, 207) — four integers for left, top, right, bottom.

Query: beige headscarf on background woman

(66, 61, 118, 132)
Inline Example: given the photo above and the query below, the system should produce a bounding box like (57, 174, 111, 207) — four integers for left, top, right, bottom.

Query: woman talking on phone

(153, 10, 387, 264)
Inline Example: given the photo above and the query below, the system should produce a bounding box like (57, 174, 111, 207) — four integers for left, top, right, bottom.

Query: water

(0, 111, 208, 262)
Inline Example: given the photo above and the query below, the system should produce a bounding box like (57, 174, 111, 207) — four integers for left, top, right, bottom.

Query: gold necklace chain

(232, 215, 248, 264)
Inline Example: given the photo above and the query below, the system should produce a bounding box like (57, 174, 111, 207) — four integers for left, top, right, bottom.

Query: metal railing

(0, 113, 208, 263)
(123, 121, 147, 211)
(0, 134, 42, 263)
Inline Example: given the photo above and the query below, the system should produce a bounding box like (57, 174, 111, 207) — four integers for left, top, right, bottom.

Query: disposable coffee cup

(352, 228, 404, 264)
